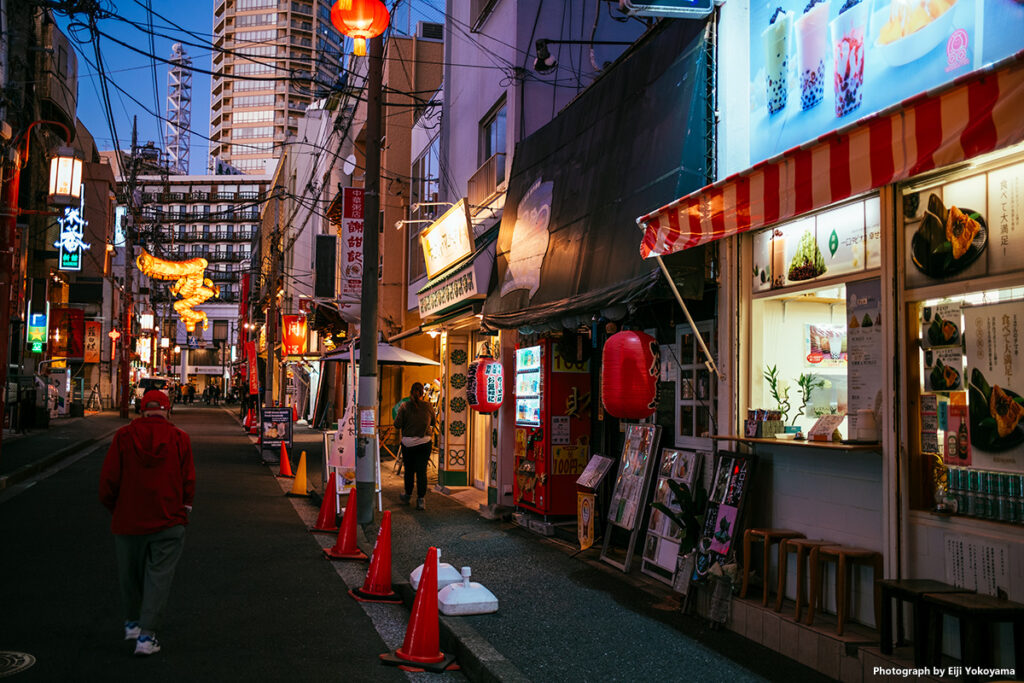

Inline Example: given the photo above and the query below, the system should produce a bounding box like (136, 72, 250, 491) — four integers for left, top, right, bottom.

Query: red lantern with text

(330, 0, 390, 57)
(282, 314, 307, 356)
(601, 331, 660, 419)
(467, 356, 503, 413)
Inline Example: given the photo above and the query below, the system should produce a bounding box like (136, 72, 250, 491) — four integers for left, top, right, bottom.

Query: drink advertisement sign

(748, 0, 1024, 166)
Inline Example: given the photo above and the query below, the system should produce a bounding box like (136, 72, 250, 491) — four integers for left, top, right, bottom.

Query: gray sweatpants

(113, 525, 186, 633)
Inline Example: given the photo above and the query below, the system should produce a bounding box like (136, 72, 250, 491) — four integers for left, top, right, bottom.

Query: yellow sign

(552, 350, 589, 373)
(419, 200, 473, 279)
(552, 445, 588, 477)
(578, 492, 595, 550)
(136, 250, 218, 332)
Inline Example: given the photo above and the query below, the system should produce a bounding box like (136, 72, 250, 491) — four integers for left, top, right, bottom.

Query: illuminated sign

(114, 205, 127, 247)
(31, 342, 43, 353)
(621, 0, 713, 19)
(420, 199, 473, 279)
(136, 250, 218, 332)
(281, 314, 307, 356)
(27, 313, 47, 344)
(54, 198, 91, 271)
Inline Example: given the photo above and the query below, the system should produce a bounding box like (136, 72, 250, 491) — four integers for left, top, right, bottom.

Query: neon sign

(54, 198, 91, 271)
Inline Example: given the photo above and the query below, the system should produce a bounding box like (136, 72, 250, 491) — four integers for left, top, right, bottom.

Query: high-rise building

(209, 0, 344, 174)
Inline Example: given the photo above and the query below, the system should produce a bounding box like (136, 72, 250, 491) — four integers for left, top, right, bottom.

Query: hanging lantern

(467, 354, 504, 414)
(330, 0, 390, 57)
(47, 146, 83, 206)
(601, 331, 660, 419)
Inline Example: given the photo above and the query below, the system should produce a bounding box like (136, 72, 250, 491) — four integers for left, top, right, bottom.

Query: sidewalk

(0, 410, 127, 491)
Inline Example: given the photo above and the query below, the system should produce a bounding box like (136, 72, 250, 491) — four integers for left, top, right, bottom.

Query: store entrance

(468, 334, 490, 491)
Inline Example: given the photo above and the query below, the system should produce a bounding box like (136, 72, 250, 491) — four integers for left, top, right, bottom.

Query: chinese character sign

(281, 314, 307, 356)
(341, 187, 365, 305)
(54, 204, 92, 271)
(84, 321, 101, 363)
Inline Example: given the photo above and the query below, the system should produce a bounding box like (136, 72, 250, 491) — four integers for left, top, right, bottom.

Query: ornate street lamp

(47, 146, 83, 207)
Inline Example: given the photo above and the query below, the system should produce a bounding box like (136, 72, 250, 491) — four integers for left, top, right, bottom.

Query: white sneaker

(134, 635, 161, 655)
(124, 622, 141, 640)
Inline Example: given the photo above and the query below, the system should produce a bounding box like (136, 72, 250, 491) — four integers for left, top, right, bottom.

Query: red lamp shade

(331, 0, 390, 57)
(601, 331, 660, 419)
(467, 357, 504, 413)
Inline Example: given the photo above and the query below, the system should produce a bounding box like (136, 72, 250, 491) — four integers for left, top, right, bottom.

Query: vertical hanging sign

(246, 340, 259, 396)
(84, 321, 101, 363)
(54, 193, 91, 272)
(341, 187, 364, 308)
(281, 314, 307, 356)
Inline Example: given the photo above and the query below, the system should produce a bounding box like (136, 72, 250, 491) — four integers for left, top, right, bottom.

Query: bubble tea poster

(747, 0, 1024, 167)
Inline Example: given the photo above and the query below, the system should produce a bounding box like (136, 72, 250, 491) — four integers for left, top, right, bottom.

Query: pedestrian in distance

(99, 389, 195, 656)
(393, 381, 435, 510)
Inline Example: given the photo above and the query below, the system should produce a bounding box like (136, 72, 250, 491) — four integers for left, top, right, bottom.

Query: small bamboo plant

(794, 373, 825, 425)
(763, 364, 791, 424)
(651, 479, 709, 556)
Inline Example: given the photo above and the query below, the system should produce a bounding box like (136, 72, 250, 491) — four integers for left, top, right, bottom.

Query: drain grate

(0, 652, 35, 678)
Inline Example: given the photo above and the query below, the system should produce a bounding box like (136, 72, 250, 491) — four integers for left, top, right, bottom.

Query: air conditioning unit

(417, 21, 443, 41)
(38, 21, 79, 131)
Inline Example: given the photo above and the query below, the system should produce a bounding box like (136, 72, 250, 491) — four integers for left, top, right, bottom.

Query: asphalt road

(0, 406, 455, 682)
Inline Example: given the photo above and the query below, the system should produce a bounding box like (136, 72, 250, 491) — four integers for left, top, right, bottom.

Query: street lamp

(47, 146, 83, 207)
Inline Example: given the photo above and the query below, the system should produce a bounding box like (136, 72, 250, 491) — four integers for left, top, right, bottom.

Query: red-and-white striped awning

(639, 51, 1024, 258)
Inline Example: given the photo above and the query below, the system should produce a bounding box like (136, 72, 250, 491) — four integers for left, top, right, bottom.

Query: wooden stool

(740, 528, 805, 607)
(777, 538, 832, 618)
(877, 579, 972, 664)
(922, 592, 1024, 677)
(806, 545, 882, 636)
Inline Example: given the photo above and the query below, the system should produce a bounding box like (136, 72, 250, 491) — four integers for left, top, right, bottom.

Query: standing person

(393, 382, 435, 510)
(99, 390, 195, 656)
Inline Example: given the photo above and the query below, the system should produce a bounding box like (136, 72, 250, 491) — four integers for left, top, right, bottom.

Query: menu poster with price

(847, 279, 883, 439)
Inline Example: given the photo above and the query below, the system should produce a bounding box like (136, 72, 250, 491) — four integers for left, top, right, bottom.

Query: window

(409, 134, 440, 283)
(231, 110, 274, 123)
(481, 101, 506, 168)
(675, 322, 718, 443)
(234, 63, 275, 76)
(235, 30, 278, 43)
(236, 46, 277, 58)
(235, 12, 277, 28)
(232, 126, 274, 139)
(233, 79, 276, 92)
(237, 0, 276, 9)
(233, 94, 275, 108)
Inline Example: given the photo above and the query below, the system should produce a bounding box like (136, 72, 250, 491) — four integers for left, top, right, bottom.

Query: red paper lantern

(467, 357, 504, 413)
(601, 331, 660, 419)
(330, 0, 390, 57)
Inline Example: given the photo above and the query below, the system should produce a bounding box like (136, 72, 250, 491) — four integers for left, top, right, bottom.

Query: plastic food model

(946, 206, 981, 260)
(990, 385, 1024, 438)
(136, 249, 220, 332)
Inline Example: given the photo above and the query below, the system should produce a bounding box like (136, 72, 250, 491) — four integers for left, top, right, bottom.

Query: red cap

(141, 390, 171, 411)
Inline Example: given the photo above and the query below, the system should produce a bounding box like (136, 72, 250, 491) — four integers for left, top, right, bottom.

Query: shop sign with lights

(54, 194, 91, 271)
(27, 313, 47, 347)
(282, 314, 307, 356)
(420, 199, 473, 279)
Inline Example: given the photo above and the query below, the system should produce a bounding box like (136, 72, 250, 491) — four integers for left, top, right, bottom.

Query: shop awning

(320, 343, 439, 366)
(638, 50, 1024, 258)
(483, 18, 710, 328)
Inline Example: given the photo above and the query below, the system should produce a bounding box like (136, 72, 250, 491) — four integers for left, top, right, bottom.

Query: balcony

(467, 153, 506, 210)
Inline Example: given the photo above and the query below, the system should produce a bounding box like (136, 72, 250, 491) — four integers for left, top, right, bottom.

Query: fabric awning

(638, 50, 1024, 258)
(320, 343, 439, 366)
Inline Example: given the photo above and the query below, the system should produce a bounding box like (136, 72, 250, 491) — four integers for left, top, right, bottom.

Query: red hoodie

(99, 416, 196, 535)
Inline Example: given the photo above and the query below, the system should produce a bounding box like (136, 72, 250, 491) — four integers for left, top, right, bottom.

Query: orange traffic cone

(310, 472, 340, 534)
(286, 451, 309, 497)
(323, 487, 367, 560)
(350, 511, 401, 603)
(243, 409, 253, 430)
(277, 442, 294, 478)
(380, 546, 457, 672)
(292, 405, 299, 422)
(248, 409, 259, 435)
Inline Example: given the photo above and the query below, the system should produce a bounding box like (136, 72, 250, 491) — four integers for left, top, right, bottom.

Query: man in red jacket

(99, 389, 195, 656)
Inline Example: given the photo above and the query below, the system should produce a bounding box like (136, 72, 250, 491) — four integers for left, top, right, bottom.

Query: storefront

(639, 3, 1024, 660)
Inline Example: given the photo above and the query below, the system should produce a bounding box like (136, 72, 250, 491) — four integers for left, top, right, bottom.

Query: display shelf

(708, 435, 881, 451)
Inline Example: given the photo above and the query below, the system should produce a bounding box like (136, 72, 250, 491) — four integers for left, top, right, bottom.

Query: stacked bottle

(946, 467, 1023, 523)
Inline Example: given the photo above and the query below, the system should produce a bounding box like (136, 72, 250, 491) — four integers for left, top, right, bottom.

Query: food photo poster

(749, 0, 1024, 167)
(963, 301, 1024, 472)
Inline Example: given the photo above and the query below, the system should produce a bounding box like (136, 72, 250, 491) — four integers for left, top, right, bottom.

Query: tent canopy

(320, 342, 439, 366)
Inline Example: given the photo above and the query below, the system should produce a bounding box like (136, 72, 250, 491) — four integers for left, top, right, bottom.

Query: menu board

(261, 406, 293, 450)
(641, 449, 704, 585)
(963, 301, 1024, 472)
(693, 451, 755, 581)
(905, 160, 1024, 290)
(752, 197, 880, 292)
(847, 278, 883, 438)
(607, 424, 661, 531)
(747, 0, 1024, 167)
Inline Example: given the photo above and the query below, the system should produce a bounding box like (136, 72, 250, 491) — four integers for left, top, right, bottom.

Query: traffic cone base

(323, 488, 366, 560)
(379, 651, 456, 673)
(349, 586, 401, 604)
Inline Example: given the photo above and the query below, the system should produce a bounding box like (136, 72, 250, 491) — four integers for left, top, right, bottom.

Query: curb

(393, 582, 532, 683)
(0, 426, 121, 492)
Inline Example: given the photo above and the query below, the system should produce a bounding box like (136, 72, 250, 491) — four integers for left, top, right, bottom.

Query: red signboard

(48, 307, 85, 359)
(84, 321, 102, 363)
(341, 187, 364, 310)
(281, 314, 307, 356)
(246, 341, 259, 396)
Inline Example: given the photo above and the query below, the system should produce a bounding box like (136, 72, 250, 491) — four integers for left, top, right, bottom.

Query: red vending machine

(513, 338, 591, 516)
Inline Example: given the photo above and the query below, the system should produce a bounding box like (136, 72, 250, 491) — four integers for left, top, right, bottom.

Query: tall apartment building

(209, 0, 344, 174)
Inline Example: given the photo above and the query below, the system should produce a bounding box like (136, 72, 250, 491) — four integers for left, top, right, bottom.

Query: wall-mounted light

(395, 219, 432, 231)
(173, 345, 181, 354)
(47, 146, 83, 206)
(426, 329, 439, 339)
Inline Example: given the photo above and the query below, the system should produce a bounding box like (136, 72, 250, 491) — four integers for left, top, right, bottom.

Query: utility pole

(264, 188, 280, 408)
(119, 118, 139, 418)
(356, 35, 383, 525)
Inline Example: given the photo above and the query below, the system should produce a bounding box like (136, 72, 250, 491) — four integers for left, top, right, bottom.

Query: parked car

(134, 376, 176, 413)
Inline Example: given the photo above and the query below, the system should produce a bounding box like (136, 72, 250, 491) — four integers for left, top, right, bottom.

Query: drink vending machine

(513, 338, 591, 516)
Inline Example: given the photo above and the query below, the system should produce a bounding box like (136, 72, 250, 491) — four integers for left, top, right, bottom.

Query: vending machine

(513, 338, 591, 516)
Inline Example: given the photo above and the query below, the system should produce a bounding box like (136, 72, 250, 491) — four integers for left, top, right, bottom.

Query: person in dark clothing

(393, 382, 435, 510)
(99, 390, 195, 656)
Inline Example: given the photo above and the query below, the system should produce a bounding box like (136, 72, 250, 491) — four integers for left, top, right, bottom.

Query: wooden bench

(877, 578, 972, 664)
(922, 592, 1024, 678)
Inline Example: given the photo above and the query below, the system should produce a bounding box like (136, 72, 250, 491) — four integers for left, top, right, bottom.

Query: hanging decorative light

(330, 0, 390, 57)
(601, 330, 661, 419)
(47, 146, 83, 206)
(467, 348, 504, 414)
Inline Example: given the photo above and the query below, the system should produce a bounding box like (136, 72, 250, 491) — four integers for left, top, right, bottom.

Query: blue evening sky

(59, 0, 446, 175)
